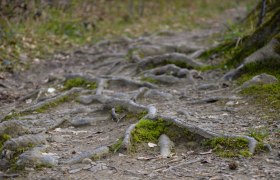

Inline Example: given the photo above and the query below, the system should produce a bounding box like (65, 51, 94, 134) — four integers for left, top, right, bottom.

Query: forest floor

(0, 5, 279, 180)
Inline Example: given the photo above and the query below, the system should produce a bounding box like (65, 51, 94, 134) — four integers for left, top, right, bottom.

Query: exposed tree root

(223, 38, 280, 80)
(188, 95, 241, 104)
(142, 64, 190, 78)
(3, 134, 46, 151)
(0, 120, 29, 137)
(142, 74, 181, 84)
(158, 134, 174, 158)
(121, 124, 137, 151)
(1, 88, 82, 122)
(131, 43, 203, 58)
(17, 145, 58, 168)
(64, 146, 110, 165)
(137, 53, 205, 71)
(121, 112, 258, 154)
(96, 78, 108, 95)
(105, 76, 158, 89)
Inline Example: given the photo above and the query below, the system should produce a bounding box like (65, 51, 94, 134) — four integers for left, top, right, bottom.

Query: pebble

(69, 168, 82, 174)
(90, 164, 102, 173)
(83, 164, 92, 170)
(226, 101, 235, 106)
(82, 158, 93, 164)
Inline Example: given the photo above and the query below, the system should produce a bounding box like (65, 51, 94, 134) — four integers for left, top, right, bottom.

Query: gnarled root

(64, 146, 109, 165)
(121, 124, 137, 151)
(223, 39, 280, 81)
(137, 53, 205, 71)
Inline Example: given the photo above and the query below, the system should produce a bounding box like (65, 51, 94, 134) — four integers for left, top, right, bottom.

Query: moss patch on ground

(64, 77, 97, 90)
(206, 137, 251, 157)
(241, 84, 280, 113)
(113, 105, 148, 121)
(109, 138, 124, 153)
(132, 118, 201, 144)
(0, 134, 11, 152)
(141, 77, 159, 84)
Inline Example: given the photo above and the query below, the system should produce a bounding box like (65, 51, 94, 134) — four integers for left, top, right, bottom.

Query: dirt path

(0, 9, 280, 180)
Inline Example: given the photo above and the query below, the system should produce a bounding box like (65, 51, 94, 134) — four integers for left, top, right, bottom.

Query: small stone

(91, 161, 97, 165)
(102, 165, 108, 170)
(90, 164, 102, 173)
(83, 164, 92, 170)
(25, 167, 35, 171)
(82, 158, 92, 164)
(50, 135, 66, 143)
(226, 101, 235, 106)
(69, 168, 82, 174)
(228, 161, 238, 170)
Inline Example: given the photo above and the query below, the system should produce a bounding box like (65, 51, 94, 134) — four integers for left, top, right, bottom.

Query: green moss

(35, 94, 77, 113)
(196, 65, 222, 72)
(2, 111, 32, 121)
(141, 76, 159, 84)
(114, 105, 125, 114)
(9, 143, 35, 172)
(166, 60, 192, 69)
(132, 119, 166, 143)
(248, 128, 269, 142)
(206, 137, 251, 157)
(241, 83, 280, 111)
(3, 93, 77, 121)
(109, 138, 124, 153)
(0, 134, 11, 152)
(64, 77, 97, 90)
(126, 111, 148, 120)
(132, 118, 199, 144)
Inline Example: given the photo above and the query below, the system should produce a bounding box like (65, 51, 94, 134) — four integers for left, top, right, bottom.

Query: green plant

(64, 78, 97, 90)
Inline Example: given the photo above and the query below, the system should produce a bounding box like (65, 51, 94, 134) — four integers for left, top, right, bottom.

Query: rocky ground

(0, 8, 280, 180)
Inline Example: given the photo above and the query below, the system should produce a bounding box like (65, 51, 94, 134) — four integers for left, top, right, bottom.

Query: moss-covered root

(155, 115, 258, 154)
(223, 38, 280, 81)
(1, 87, 82, 122)
(123, 115, 258, 156)
(3, 134, 46, 152)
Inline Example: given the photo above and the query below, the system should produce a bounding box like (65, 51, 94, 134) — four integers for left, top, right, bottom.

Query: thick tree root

(77, 94, 152, 114)
(142, 64, 190, 78)
(104, 76, 158, 89)
(223, 39, 280, 80)
(130, 44, 202, 58)
(158, 134, 174, 158)
(142, 74, 181, 84)
(137, 53, 205, 71)
(64, 146, 110, 165)
(121, 112, 258, 154)
(3, 134, 46, 151)
(23, 87, 82, 113)
(121, 124, 137, 151)
(17, 145, 59, 168)
(0, 120, 29, 137)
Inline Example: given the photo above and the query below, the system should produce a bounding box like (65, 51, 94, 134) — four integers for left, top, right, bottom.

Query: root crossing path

(0, 30, 279, 179)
